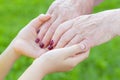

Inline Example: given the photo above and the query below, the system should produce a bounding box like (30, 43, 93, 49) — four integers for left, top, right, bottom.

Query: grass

(0, 0, 120, 80)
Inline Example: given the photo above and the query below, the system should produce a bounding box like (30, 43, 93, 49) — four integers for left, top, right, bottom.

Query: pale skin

(0, 14, 51, 79)
(36, 0, 98, 49)
(0, 0, 101, 79)
(19, 44, 89, 80)
(0, 14, 89, 80)
(50, 9, 120, 49)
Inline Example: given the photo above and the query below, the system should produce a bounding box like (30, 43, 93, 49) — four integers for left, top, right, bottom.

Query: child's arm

(0, 45, 19, 80)
(19, 42, 89, 80)
(0, 14, 50, 79)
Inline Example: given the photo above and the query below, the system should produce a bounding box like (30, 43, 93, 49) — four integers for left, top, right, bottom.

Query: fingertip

(35, 38, 40, 43)
(79, 43, 86, 51)
(46, 14, 51, 17)
(45, 14, 51, 20)
(39, 42, 45, 48)
(78, 40, 90, 52)
(38, 14, 51, 22)
(39, 14, 45, 16)
(44, 14, 51, 19)
(48, 45, 53, 50)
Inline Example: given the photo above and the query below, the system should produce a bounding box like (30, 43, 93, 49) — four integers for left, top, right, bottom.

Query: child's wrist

(2, 41, 21, 61)
(30, 59, 47, 79)
(4, 45, 20, 61)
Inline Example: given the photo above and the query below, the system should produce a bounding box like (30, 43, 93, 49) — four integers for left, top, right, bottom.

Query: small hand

(34, 42, 90, 74)
(19, 40, 90, 80)
(12, 14, 50, 58)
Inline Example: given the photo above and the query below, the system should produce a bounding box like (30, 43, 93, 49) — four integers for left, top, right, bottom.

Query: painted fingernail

(48, 45, 53, 50)
(35, 38, 40, 43)
(49, 40, 54, 46)
(37, 30, 40, 34)
(40, 43, 44, 48)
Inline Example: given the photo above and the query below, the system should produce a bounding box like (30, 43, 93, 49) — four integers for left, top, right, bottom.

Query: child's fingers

(60, 39, 90, 58)
(27, 14, 51, 29)
(66, 50, 90, 67)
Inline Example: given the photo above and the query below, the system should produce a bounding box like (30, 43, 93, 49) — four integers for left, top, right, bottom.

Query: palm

(13, 15, 50, 58)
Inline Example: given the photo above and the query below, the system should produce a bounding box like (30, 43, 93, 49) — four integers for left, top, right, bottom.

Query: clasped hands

(2, 0, 120, 79)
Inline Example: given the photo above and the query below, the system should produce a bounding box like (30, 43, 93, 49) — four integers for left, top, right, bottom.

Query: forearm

(55, 0, 103, 6)
(65, 0, 95, 14)
(0, 43, 20, 79)
(93, 9, 120, 36)
(109, 9, 120, 36)
(18, 59, 46, 80)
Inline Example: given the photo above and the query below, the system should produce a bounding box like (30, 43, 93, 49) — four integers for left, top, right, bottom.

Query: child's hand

(19, 41, 90, 80)
(34, 41, 89, 74)
(12, 14, 50, 58)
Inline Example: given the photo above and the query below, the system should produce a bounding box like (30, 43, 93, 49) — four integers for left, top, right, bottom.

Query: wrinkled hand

(12, 14, 50, 58)
(36, 0, 95, 49)
(50, 10, 119, 49)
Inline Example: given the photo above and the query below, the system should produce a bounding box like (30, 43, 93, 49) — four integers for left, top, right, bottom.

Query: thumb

(60, 39, 90, 58)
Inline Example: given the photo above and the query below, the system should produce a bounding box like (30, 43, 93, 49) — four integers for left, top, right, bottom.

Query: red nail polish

(49, 40, 54, 46)
(37, 30, 40, 34)
(40, 43, 44, 48)
(48, 45, 53, 50)
(35, 38, 40, 43)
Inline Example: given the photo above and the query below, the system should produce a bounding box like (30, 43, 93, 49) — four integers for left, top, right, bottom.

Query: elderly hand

(50, 9, 120, 49)
(36, 0, 95, 49)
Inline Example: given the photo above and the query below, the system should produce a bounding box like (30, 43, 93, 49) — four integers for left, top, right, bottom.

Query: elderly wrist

(108, 9, 120, 36)
(96, 9, 120, 37)
(72, 0, 95, 14)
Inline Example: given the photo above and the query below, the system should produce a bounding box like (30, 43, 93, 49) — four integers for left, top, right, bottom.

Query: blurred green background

(0, 0, 120, 80)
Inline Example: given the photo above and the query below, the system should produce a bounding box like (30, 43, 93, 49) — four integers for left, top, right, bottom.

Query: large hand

(12, 14, 50, 58)
(36, 0, 95, 49)
(50, 9, 120, 49)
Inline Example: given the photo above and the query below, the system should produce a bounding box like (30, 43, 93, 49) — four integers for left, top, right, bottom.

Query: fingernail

(40, 43, 44, 48)
(80, 44, 86, 50)
(35, 38, 40, 43)
(48, 45, 53, 50)
(49, 40, 54, 46)
(37, 30, 40, 34)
